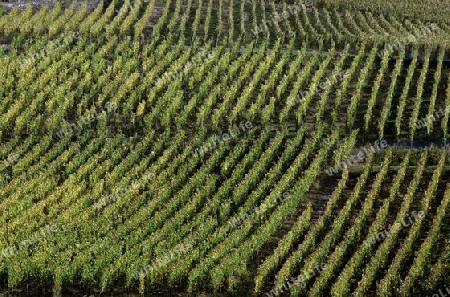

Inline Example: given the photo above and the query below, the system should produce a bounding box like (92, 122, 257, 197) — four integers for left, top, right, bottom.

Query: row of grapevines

(408, 47, 431, 139)
(395, 46, 418, 138)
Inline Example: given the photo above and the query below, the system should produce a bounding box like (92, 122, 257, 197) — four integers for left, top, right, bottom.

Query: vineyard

(0, 0, 450, 296)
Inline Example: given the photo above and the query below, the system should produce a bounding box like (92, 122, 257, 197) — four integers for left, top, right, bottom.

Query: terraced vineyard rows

(0, 0, 450, 296)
